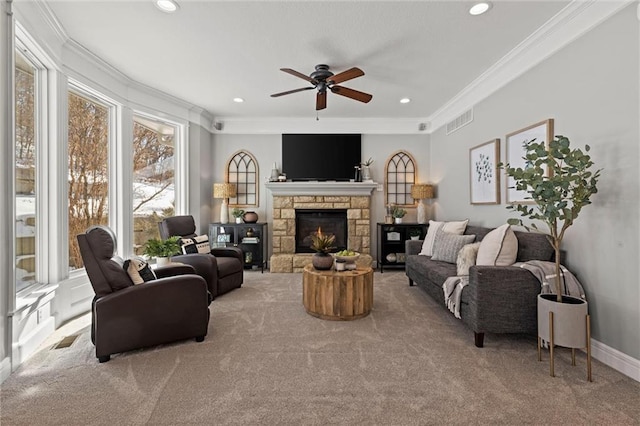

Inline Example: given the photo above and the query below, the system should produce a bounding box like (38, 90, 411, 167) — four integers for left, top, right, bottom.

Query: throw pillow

(456, 242, 481, 276)
(123, 257, 157, 285)
(179, 234, 210, 254)
(431, 228, 476, 264)
(419, 219, 469, 256)
(476, 223, 518, 266)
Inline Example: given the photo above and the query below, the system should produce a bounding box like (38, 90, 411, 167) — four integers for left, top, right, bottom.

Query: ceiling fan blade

(280, 68, 316, 83)
(316, 91, 327, 110)
(328, 67, 364, 85)
(271, 87, 314, 97)
(330, 85, 373, 103)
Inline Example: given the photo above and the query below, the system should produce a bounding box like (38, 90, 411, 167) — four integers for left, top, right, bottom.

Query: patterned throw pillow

(179, 235, 211, 254)
(431, 228, 476, 264)
(123, 257, 157, 285)
(419, 219, 469, 256)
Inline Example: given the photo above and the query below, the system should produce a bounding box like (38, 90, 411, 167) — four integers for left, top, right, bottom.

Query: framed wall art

(469, 139, 500, 205)
(505, 118, 554, 204)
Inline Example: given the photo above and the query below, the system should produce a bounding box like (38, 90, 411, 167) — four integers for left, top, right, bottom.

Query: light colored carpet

(1, 271, 638, 425)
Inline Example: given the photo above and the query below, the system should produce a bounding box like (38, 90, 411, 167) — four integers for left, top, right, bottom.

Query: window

(226, 150, 258, 207)
(15, 50, 37, 291)
(68, 91, 110, 270)
(385, 150, 417, 207)
(132, 115, 176, 254)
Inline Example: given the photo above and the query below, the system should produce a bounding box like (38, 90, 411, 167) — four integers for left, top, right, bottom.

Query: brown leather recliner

(77, 226, 210, 363)
(159, 215, 243, 299)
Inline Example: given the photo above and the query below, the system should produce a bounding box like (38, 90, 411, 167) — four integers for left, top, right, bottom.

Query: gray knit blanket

(516, 260, 586, 300)
(442, 260, 586, 321)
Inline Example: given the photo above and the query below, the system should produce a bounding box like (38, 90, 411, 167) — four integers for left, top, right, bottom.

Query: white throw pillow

(456, 242, 481, 276)
(476, 223, 518, 266)
(419, 219, 469, 256)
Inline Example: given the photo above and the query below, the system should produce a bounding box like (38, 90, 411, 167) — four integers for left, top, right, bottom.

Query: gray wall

(430, 5, 639, 359)
(211, 133, 430, 262)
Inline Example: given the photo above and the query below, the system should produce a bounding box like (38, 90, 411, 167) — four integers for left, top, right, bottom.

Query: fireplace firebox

(295, 209, 347, 253)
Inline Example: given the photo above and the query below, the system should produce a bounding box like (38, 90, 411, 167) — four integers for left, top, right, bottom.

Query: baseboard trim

(0, 356, 12, 384)
(591, 338, 640, 382)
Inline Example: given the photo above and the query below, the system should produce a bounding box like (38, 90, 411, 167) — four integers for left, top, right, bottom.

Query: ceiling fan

(271, 64, 373, 111)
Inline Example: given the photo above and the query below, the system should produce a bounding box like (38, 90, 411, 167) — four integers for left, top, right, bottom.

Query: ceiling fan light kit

(271, 64, 373, 111)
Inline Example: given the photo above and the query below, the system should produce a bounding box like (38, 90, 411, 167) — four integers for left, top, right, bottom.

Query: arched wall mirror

(384, 150, 418, 207)
(226, 150, 259, 207)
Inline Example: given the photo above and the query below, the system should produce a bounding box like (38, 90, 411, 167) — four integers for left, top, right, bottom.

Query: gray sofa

(405, 225, 554, 347)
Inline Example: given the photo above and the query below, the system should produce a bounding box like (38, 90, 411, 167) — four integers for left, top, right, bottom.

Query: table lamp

(411, 184, 434, 224)
(213, 183, 237, 224)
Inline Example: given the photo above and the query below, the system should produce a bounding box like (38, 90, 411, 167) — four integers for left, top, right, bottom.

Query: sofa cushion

(476, 224, 518, 266)
(419, 219, 469, 256)
(514, 231, 554, 262)
(431, 228, 476, 263)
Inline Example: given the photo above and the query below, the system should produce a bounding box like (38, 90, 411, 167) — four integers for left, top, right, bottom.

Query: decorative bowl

(333, 253, 360, 263)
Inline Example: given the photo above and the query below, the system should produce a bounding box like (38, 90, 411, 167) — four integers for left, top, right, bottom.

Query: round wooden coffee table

(302, 264, 374, 320)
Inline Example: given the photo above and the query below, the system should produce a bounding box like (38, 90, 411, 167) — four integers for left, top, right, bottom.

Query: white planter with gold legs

(537, 294, 591, 381)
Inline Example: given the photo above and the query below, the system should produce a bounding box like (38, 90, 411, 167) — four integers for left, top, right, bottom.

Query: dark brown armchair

(77, 226, 210, 363)
(159, 215, 243, 299)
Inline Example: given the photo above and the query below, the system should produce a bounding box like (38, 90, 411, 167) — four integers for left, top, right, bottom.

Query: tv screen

(282, 134, 361, 181)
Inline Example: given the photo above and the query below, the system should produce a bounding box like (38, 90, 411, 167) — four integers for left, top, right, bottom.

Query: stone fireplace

(266, 182, 376, 273)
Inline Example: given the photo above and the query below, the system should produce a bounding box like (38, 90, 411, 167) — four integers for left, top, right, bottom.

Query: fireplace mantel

(265, 181, 378, 196)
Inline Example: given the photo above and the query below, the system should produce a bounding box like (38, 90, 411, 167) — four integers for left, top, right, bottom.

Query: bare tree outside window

(132, 117, 176, 255)
(68, 92, 109, 270)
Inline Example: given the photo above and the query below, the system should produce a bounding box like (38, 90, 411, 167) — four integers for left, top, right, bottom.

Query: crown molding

(427, 0, 634, 133)
(212, 117, 430, 134)
(26, 1, 214, 128)
(23, 0, 632, 135)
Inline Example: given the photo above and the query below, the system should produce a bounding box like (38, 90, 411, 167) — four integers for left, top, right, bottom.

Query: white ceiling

(43, 1, 570, 122)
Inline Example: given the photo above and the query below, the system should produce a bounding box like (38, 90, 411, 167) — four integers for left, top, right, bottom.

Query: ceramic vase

(312, 253, 333, 270)
(243, 211, 259, 223)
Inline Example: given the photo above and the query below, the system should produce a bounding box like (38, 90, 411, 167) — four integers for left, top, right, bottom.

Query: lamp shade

(213, 183, 236, 199)
(411, 184, 434, 200)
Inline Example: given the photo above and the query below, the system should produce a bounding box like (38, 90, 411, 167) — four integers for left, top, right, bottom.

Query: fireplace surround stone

(269, 194, 374, 273)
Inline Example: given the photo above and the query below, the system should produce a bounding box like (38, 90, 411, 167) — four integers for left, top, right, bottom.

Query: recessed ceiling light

(233, 98, 244, 103)
(155, 0, 178, 13)
(400, 98, 411, 104)
(469, 2, 491, 16)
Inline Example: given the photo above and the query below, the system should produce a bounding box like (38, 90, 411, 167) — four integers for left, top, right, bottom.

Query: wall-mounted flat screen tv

(282, 134, 361, 181)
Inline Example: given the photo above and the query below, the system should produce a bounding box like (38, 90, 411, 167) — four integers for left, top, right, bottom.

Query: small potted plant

(231, 208, 245, 224)
(409, 228, 422, 240)
(392, 206, 407, 224)
(361, 157, 374, 181)
(143, 236, 181, 266)
(310, 228, 336, 270)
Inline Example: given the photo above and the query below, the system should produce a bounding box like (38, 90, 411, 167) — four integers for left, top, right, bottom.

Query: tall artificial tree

(502, 135, 601, 303)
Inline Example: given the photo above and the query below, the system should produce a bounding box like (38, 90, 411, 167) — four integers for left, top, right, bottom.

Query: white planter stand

(537, 294, 592, 381)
